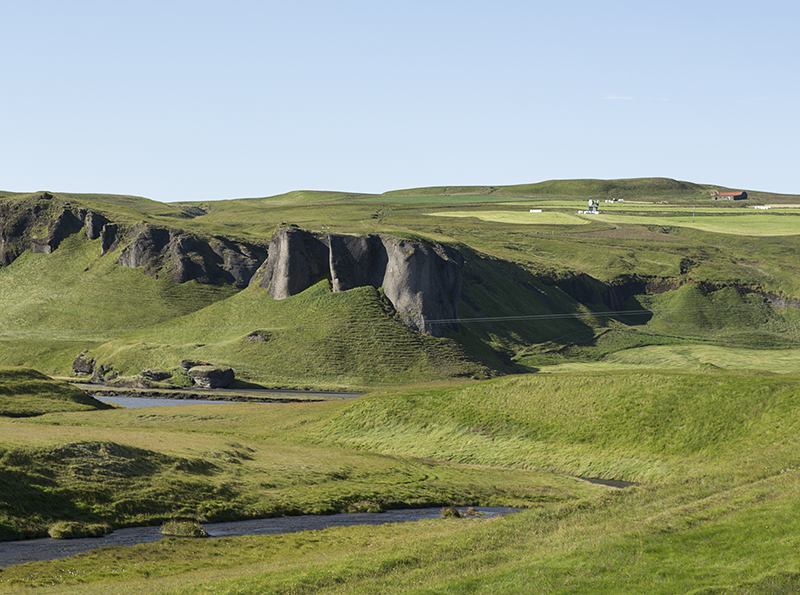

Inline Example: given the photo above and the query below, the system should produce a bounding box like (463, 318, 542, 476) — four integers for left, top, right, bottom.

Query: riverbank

(0, 507, 519, 568)
(64, 381, 364, 403)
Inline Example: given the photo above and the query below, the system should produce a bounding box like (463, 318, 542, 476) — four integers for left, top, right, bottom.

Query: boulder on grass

(72, 351, 95, 376)
(187, 366, 234, 389)
(141, 368, 171, 382)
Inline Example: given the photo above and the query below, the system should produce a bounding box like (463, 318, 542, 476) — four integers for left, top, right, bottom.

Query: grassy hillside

(87, 281, 491, 389)
(3, 179, 800, 386)
(314, 370, 800, 483)
(3, 369, 800, 593)
(382, 177, 716, 200)
(0, 231, 237, 374)
(0, 368, 110, 417)
(498, 177, 717, 200)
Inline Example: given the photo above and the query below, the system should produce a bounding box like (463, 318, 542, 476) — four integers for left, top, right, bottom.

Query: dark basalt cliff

(118, 224, 265, 288)
(0, 192, 86, 265)
(255, 226, 464, 336)
(1, 193, 465, 336)
(0, 192, 266, 288)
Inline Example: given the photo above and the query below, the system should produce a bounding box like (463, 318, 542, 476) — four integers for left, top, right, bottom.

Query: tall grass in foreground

(5, 466, 800, 594)
(2, 368, 800, 592)
(315, 370, 800, 484)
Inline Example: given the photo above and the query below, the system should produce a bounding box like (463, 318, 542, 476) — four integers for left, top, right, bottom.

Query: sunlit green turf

(599, 212, 800, 236)
(4, 368, 800, 594)
(0, 368, 110, 417)
(427, 210, 590, 225)
(425, 207, 800, 235)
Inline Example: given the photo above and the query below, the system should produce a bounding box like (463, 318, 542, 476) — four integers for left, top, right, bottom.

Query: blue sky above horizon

(2, 1, 799, 202)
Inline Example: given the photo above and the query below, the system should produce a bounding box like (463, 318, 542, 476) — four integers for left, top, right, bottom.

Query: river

(0, 397, 520, 567)
(0, 507, 520, 568)
(95, 395, 244, 408)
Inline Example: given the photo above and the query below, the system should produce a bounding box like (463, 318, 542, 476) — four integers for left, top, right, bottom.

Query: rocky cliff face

(0, 192, 266, 288)
(1, 195, 463, 335)
(0, 192, 93, 264)
(117, 224, 265, 287)
(256, 226, 464, 336)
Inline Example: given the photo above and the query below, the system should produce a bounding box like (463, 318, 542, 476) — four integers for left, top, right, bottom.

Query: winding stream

(0, 507, 520, 568)
(1, 398, 528, 567)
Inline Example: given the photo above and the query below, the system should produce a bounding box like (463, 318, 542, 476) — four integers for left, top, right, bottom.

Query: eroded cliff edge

(1, 194, 465, 337)
(254, 226, 464, 337)
(0, 192, 266, 288)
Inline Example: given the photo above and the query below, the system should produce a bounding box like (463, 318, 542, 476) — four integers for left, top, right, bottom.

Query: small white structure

(578, 200, 600, 215)
(754, 205, 772, 210)
(529, 209, 543, 213)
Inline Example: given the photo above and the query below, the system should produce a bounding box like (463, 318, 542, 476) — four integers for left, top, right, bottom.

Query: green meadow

(599, 212, 800, 236)
(2, 368, 800, 593)
(427, 210, 590, 225)
(3, 178, 800, 592)
(429, 208, 800, 236)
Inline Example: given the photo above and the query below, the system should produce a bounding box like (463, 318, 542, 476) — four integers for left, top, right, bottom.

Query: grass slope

(0, 368, 110, 417)
(383, 177, 717, 201)
(0, 232, 237, 374)
(2, 369, 800, 593)
(86, 280, 491, 389)
(315, 370, 800, 483)
(632, 284, 800, 347)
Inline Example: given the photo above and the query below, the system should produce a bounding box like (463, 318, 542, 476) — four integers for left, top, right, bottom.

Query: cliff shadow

(457, 249, 656, 369)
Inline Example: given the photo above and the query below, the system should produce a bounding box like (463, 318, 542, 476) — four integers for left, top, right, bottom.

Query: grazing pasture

(3, 369, 800, 594)
(3, 178, 800, 592)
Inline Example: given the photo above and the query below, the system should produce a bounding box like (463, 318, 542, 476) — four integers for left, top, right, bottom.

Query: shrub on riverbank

(160, 520, 208, 538)
(48, 521, 110, 539)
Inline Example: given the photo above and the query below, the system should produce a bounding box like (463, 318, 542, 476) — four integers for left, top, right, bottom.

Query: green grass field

(4, 179, 800, 592)
(427, 210, 591, 225)
(3, 368, 800, 593)
(600, 212, 800, 236)
(428, 208, 800, 236)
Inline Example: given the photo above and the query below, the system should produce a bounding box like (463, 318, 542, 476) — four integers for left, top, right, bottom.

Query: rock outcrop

(186, 365, 234, 388)
(256, 226, 464, 336)
(0, 192, 87, 264)
(0, 192, 266, 288)
(118, 224, 265, 287)
(72, 351, 95, 376)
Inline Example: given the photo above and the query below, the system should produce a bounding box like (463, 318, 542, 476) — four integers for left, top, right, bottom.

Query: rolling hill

(1, 177, 800, 388)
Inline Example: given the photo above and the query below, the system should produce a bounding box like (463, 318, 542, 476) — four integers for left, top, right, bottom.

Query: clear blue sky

(2, 0, 798, 202)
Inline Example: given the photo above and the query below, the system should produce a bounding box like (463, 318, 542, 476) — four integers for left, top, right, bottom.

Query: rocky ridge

(1, 194, 465, 337)
(255, 226, 464, 336)
(0, 192, 267, 289)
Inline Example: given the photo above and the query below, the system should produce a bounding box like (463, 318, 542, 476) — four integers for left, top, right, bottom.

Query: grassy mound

(0, 368, 110, 417)
(160, 520, 209, 538)
(88, 281, 491, 389)
(316, 370, 800, 483)
(633, 284, 800, 346)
